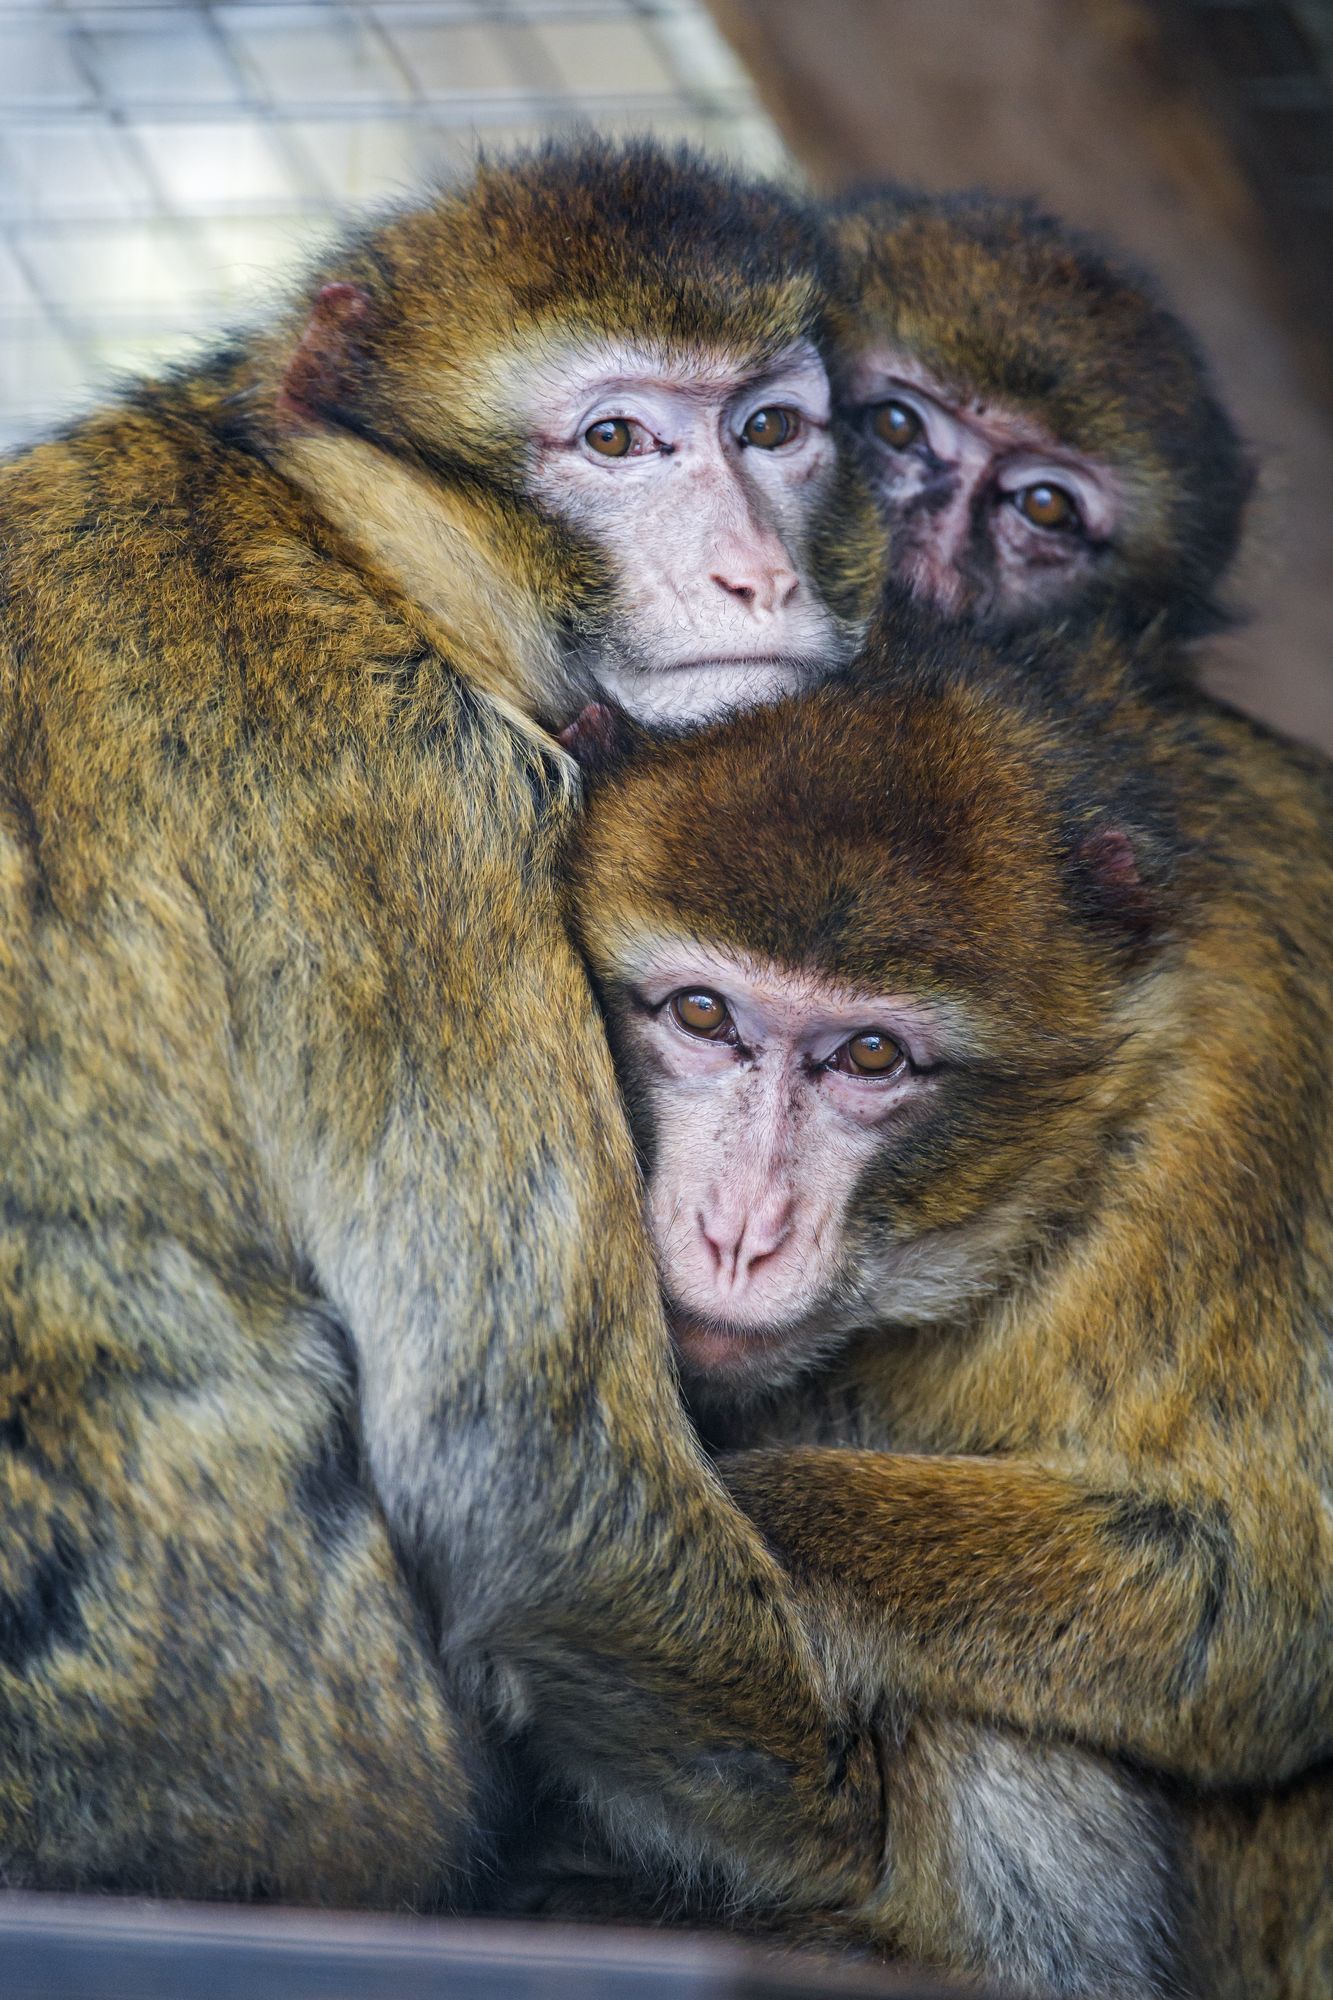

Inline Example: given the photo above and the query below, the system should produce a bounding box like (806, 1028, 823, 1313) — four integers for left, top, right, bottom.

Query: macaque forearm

(719, 1447, 1328, 1786)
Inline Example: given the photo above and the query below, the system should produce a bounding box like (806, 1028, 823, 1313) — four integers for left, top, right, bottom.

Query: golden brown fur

(0, 141, 894, 1909)
(567, 606, 1332, 1994)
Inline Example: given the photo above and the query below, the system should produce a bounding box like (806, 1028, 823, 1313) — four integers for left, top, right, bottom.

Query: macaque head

(568, 620, 1178, 1408)
(264, 140, 883, 727)
(830, 189, 1251, 641)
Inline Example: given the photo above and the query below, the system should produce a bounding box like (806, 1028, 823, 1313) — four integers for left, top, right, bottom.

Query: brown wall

(710, 0, 1333, 750)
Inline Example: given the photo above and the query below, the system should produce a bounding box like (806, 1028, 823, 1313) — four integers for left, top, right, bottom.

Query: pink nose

(696, 1196, 794, 1292)
(709, 556, 800, 616)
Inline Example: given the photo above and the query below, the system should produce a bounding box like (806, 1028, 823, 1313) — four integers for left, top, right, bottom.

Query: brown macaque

(829, 189, 1252, 645)
(565, 605, 1332, 1997)
(0, 141, 899, 1913)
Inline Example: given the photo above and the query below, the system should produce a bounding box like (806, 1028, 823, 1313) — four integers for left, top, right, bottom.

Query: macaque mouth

(594, 654, 825, 723)
(668, 1304, 800, 1375)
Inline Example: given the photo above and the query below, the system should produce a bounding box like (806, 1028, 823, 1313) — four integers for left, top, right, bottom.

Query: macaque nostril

(741, 1235, 788, 1280)
(696, 1206, 792, 1291)
(709, 566, 800, 615)
(697, 1212, 732, 1277)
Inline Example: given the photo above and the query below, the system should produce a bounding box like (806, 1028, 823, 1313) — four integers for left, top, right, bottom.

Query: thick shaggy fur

(568, 606, 1332, 1995)
(0, 141, 889, 1909)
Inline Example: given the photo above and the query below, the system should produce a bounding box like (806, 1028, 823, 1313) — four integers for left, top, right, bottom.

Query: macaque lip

(663, 654, 799, 673)
(668, 1308, 791, 1375)
(600, 656, 821, 725)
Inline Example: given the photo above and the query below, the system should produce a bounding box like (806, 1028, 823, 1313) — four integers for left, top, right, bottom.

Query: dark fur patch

(0, 1520, 88, 1672)
(1102, 1495, 1234, 1697)
(294, 1406, 367, 1555)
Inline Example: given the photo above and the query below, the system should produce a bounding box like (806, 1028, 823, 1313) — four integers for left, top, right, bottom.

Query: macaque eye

(740, 406, 801, 450)
(871, 400, 923, 451)
(1015, 481, 1080, 532)
(584, 418, 636, 458)
(830, 1030, 904, 1077)
(670, 989, 733, 1038)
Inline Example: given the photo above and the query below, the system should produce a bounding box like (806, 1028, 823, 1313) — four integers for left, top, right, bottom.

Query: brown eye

(1016, 481, 1077, 531)
(837, 1031, 903, 1076)
(871, 400, 922, 451)
(741, 406, 800, 450)
(585, 418, 634, 458)
(671, 989, 731, 1038)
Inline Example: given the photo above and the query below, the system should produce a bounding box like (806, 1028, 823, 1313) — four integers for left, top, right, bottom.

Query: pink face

(847, 348, 1122, 624)
(614, 940, 977, 1400)
(522, 338, 847, 723)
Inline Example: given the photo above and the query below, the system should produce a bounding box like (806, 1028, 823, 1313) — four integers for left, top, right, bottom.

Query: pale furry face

(605, 938, 1017, 1405)
(846, 347, 1122, 626)
(522, 339, 848, 723)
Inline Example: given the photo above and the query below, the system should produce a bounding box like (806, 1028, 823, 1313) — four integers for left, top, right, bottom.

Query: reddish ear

(1074, 826, 1158, 945)
(559, 701, 622, 773)
(279, 282, 372, 426)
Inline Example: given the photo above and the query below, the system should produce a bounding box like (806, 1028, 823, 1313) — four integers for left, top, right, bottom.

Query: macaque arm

(239, 739, 884, 1916)
(718, 1447, 1330, 1786)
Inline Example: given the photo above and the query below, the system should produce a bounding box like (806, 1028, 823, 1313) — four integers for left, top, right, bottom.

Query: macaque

(565, 603, 1332, 1997)
(0, 141, 897, 1911)
(830, 188, 1252, 644)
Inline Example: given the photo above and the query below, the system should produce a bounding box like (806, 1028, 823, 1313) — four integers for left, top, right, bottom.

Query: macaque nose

(709, 545, 801, 617)
(696, 1195, 794, 1292)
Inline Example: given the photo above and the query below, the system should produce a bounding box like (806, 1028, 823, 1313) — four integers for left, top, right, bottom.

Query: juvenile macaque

(830, 189, 1252, 642)
(565, 606, 1332, 1996)
(0, 142, 895, 1909)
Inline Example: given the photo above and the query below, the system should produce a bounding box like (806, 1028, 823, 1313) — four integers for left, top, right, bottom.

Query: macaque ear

(1069, 825, 1163, 951)
(558, 699, 640, 781)
(279, 282, 373, 425)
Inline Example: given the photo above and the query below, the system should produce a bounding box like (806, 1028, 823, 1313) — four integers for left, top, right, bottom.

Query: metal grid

(0, 1, 786, 447)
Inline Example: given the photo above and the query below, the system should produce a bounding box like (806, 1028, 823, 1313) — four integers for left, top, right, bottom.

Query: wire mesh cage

(0, 1, 786, 446)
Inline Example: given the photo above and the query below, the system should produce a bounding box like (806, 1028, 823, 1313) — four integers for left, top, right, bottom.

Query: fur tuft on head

(571, 603, 1182, 1027)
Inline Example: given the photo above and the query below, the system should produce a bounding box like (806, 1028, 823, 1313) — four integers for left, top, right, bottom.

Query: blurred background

(2, 0, 1330, 744)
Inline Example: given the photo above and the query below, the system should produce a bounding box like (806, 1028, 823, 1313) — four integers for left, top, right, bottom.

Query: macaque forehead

(571, 694, 1133, 1050)
(834, 216, 1161, 446)
(384, 143, 830, 349)
(485, 334, 833, 435)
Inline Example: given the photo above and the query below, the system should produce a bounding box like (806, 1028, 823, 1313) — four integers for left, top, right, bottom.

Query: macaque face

(846, 349, 1122, 628)
(523, 339, 848, 723)
(573, 679, 1165, 1411)
(602, 935, 1049, 1406)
